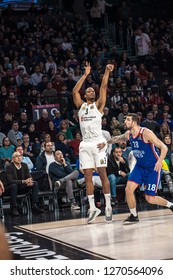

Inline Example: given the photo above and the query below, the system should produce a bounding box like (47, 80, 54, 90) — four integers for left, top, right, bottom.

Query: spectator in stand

(5, 151, 44, 216)
(110, 116, 121, 137)
(69, 131, 82, 163)
(0, 113, 13, 136)
(36, 141, 55, 176)
(67, 53, 79, 70)
(90, 0, 102, 32)
(119, 52, 131, 68)
(118, 140, 132, 163)
(17, 16, 29, 31)
(3, 91, 19, 118)
(147, 72, 157, 88)
(18, 75, 32, 107)
(117, 61, 127, 78)
(0, 137, 15, 169)
(149, 85, 164, 107)
(15, 145, 34, 172)
(45, 55, 57, 74)
(141, 112, 160, 135)
(158, 122, 172, 141)
(22, 133, 35, 164)
(128, 84, 141, 112)
(64, 73, 76, 92)
(150, 104, 163, 122)
(102, 117, 112, 135)
(138, 63, 149, 82)
(162, 103, 172, 119)
(15, 68, 25, 87)
(136, 111, 143, 125)
(102, 106, 111, 125)
(116, 1, 132, 24)
(164, 84, 173, 106)
(42, 82, 58, 104)
(7, 120, 23, 147)
(46, 121, 58, 143)
(0, 85, 8, 118)
(1, 68, 14, 88)
(52, 73, 65, 93)
(37, 75, 49, 92)
(123, 70, 132, 88)
(155, 41, 173, 75)
(16, 145, 50, 191)
(159, 78, 170, 97)
(134, 77, 143, 93)
(61, 36, 73, 52)
(59, 85, 73, 117)
(49, 150, 80, 210)
(158, 112, 173, 131)
(162, 159, 173, 196)
(118, 103, 129, 128)
(163, 135, 173, 169)
(40, 133, 55, 154)
(107, 146, 130, 205)
(35, 109, 51, 136)
(59, 119, 76, 141)
(27, 122, 40, 144)
(55, 132, 75, 164)
(30, 65, 43, 87)
(135, 28, 152, 71)
(73, 67, 83, 82)
(98, 0, 112, 27)
(52, 110, 63, 132)
(69, 110, 81, 136)
(18, 112, 30, 134)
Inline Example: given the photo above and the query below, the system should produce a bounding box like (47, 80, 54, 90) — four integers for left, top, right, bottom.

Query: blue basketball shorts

(128, 164, 162, 196)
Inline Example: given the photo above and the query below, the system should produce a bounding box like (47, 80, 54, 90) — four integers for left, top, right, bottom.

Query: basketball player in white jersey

(72, 62, 114, 223)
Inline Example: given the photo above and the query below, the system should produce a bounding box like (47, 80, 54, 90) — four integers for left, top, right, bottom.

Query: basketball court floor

(2, 198, 173, 260)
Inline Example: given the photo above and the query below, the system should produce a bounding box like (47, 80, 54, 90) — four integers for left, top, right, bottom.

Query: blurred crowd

(0, 1, 173, 176)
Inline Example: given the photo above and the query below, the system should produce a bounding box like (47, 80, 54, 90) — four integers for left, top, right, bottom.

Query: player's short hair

(127, 113, 140, 125)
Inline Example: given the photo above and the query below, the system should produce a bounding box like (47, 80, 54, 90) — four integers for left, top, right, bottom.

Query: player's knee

(84, 173, 93, 182)
(145, 194, 155, 204)
(125, 185, 132, 195)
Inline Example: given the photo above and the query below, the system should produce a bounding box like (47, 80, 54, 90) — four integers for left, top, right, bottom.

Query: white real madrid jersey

(78, 102, 103, 142)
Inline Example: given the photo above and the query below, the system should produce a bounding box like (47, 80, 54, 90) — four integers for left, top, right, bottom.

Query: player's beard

(88, 97, 95, 102)
(124, 124, 132, 130)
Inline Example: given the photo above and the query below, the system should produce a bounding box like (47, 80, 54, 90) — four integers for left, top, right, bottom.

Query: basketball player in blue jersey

(72, 62, 114, 224)
(98, 113, 173, 224)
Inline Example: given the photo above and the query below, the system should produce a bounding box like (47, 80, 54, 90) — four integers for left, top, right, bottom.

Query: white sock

(104, 193, 112, 210)
(88, 195, 96, 211)
(130, 208, 137, 217)
(166, 201, 173, 208)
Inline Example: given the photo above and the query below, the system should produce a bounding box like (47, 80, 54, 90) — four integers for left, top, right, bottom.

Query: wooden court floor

(5, 205, 173, 260)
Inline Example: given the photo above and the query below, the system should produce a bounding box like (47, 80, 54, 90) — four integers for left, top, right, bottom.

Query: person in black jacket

(107, 146, 130, 205)
(49, 150, 80, 210)
(5, 151, 44, 216)
(35, 141, 55, 173)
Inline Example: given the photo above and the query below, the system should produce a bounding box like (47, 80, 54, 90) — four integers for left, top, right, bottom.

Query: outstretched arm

(97, 132, 129, 150)
(107, 132, 129, 144)
(144, 129, 168, 172)
(72, 62, 91, 109)
(96, 64, 114, 112)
